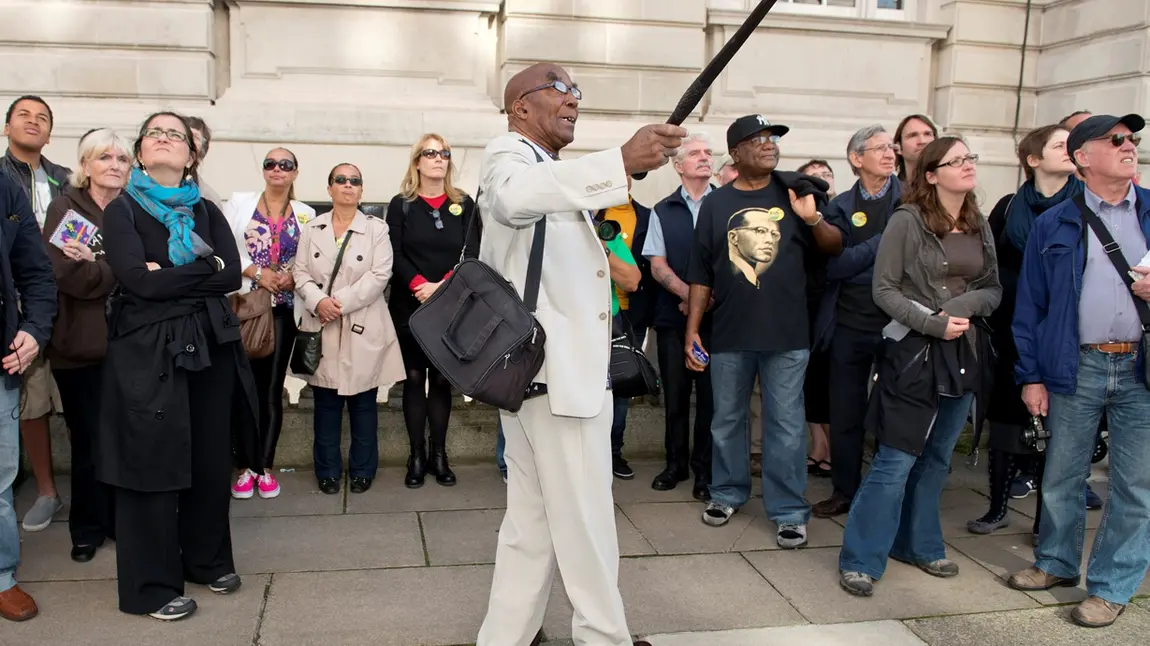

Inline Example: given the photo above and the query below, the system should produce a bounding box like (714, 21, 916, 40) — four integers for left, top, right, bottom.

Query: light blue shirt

(642, 184, 713, 258)
(1078, 183, 1148, 344)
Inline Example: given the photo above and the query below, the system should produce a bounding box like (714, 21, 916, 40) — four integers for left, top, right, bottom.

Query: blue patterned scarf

(124, 167, 210, 266)
(1004, 175, 1083, 252)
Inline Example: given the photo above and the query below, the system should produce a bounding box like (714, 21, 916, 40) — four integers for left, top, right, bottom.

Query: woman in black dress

(96, 111, 258, 621)
(386, 133, 478, 489)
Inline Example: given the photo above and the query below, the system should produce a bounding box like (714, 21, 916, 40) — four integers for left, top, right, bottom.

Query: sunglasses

(1095, 133, 1142, 147)
(263, 158, 297, 172)
(518, 79, 582, 102)
(740, 134, 780, 147)
(143, 127, 188, 143)
(420, 149, 452, 160)
(933, 154, 980, 170)
(331, 175, 362, 187)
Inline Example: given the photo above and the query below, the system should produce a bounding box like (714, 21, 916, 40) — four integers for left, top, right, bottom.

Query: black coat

(94, 194, 258, 492)
(0, 174, 56, 391)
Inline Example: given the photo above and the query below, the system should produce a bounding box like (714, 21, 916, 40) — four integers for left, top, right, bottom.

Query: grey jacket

(872, 204, 1002, 339)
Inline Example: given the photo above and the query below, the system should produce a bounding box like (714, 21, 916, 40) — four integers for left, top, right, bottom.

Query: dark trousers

(828, 326, 884, 500)
(655, 326, 713, 481)
(610, 310, 647, 456)
(53, 364, 115, 548)
(113, 355, 236, 614)
(312, 387, 378, 480)
(402, 364, 453, 453)
(239, 306, 297, 471)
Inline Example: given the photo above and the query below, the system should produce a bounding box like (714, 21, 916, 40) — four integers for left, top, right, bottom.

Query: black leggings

(402, 364, 453, 451)
(237, 305, 296, 472)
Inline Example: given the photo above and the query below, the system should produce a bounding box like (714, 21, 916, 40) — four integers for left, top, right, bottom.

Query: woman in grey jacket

(837, 136, 1002, 598)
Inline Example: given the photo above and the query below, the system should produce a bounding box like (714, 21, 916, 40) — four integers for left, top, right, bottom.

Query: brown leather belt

(1083, 342, 1139, 353)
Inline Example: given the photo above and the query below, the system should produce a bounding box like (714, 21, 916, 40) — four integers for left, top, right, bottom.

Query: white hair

(70, 128, 133, 188)
(674, 132, 714, 165)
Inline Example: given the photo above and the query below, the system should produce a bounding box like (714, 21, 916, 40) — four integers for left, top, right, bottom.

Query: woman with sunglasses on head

(837, 137, 1001, 598)
(223, 149, 315, 501)
(386, 134, 478, 488)
(97, 112, 259, 620)
(295, 165, 405, 495)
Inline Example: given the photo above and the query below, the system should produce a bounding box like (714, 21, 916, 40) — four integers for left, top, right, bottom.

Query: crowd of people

(0, 66, 1146, 645)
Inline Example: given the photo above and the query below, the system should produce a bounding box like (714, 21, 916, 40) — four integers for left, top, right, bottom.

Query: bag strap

(1073, 194, 1150, 331)
(325, 229, 354, 296)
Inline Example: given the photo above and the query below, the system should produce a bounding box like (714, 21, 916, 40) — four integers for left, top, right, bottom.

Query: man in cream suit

(476, 63, 684, 646)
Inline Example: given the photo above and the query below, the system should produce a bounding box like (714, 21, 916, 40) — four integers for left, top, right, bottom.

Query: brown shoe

(0, 585, 38, 621)
(1007, 566, 1080, 591)
(750, 452, 763, 478)
(813, 491, 852, 518)
(1072, 596, 1126, 628)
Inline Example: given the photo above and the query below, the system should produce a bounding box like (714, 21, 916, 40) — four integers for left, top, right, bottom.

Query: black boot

(428, 443, 456, 486)
(405, 448, 427, 489)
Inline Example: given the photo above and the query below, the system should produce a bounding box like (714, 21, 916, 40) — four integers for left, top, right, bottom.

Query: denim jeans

(1037, 349, 1150, 605)
(838, 393, 973, 579)
(312, 387, 379, 480)
(709, 349, 811, 525)
(0, 384, 21, 593)
(496, 418, 506, 472)
(610, 311, 647, 456)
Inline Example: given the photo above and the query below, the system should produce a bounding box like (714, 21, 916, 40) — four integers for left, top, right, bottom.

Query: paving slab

(259, 567, 495, 645)
(620, 501, 753, 554)
(742, 547, 1040, 624)
(15, 523, 116, 582)
(946, 530, 1150, 605)
(938, 487, 1034, 538)
(543, 553, 805, 639)
(732, 503, 843, 552)
(3, 576, 268, 646)
(904, 604, 1150, 646)
(228, 470, 345, 518)
(345, 464, 508, 513)
(1007, 489, 1104, 531)
(14, 475, 71, 523)
(231, 512, 424, 574)
(610, 462, 706, 505)
(646, 620, 927, 645)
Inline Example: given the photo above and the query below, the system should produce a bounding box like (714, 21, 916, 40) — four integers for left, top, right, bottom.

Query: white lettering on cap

(757, 115, 769, 127)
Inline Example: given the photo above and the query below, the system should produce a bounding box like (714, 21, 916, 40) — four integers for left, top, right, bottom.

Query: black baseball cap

(1067, 113, 1145, 156)
(727, 115, 789, 150)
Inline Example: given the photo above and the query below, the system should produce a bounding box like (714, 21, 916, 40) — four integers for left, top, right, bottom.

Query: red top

(421, 194, 448, 210)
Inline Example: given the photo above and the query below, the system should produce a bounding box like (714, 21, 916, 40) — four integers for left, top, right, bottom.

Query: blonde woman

(386, 134, 478, 489)
(295, 164, 405, 495)
(223, 148, 315, 500)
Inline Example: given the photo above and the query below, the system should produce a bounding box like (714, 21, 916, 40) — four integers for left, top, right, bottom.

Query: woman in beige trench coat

(293, 163, 405, 495)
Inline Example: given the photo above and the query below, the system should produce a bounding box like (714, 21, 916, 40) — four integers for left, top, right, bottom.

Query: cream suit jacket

(478, 133, 631, 419)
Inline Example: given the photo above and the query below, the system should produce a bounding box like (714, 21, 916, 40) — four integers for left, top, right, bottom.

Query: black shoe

(692, 480, 710, 502)
(651, 467, 689, 491)
(318, 478, 340, 495)
(70, 544, 97, 563)
(350, 476, 373, 493)
(405, 450, 427, 489)
(612, 454, 635, 480)
(428, 444, 456, 486)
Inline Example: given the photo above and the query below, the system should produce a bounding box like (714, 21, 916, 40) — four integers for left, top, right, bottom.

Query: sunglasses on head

(1095, 133, 1142, 147)
(331, 175, 362, 187)
(420, 149, 451, 160)
(263, 158, 297, 172)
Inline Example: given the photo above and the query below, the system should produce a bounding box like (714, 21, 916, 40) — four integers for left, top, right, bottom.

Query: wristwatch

(254, 266, 264, 282)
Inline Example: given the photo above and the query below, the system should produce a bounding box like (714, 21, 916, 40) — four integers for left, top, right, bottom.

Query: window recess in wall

(772, 0, 908, 20)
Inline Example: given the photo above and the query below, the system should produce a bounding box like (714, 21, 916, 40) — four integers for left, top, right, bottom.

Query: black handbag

(609, 315, 659, 399)
(408, 143, 548, 412)
(290, 229, 353, 376)
(1074, 194, 1150, 389)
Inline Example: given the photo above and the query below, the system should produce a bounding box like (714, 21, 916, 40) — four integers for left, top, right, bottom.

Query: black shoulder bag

(610, 314, 660, 398)
(1074, 194, 1150, 389)
(408, 142, 547, 412)
(290, 229, 353, 376)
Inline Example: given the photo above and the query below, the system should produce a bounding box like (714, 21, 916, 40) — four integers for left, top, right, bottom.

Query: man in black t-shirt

(685, 115, 843, 547)
(810, 124, 902, 519)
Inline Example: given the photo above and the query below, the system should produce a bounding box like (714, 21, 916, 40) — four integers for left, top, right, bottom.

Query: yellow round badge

(767, 207, 785, 222)
(851, 211, 867, 227)
(448, 203, 463, 216)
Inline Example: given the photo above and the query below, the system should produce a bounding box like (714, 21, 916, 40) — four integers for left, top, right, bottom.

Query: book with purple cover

(49, 209, 103, 256)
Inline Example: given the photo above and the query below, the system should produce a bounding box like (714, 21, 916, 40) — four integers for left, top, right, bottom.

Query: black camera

(1021, 415, 1051, 453)
(595, 217, 621, 242)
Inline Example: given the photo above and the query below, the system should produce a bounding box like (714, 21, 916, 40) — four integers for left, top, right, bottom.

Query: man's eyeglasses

(331, 175, 362, 187)
(1095, 133, 1142, 147)
(420, 149, 452, 160)
(740, 134, 780, 147)
(518, 79, 582, 102)
(143, 127, 188, 144)
(862, 143, 900, 155)
(263, 158, 297, 172)
(933, 154, 980, 170)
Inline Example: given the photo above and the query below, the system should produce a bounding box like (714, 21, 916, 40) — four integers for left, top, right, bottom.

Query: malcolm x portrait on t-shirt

(727, 207, 783, 287)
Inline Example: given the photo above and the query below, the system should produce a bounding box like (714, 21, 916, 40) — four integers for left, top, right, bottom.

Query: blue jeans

(312, 387, 379, 480)
(709, 349, 811, 525)
(496, 418, 506, 472)
(1037, 349, 1150, 604)
(839, 393, 973, 579)
(0, 385, 21, 593)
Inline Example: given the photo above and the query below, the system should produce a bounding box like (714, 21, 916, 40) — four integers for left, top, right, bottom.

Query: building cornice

(225, 0, 501, 12)
(708, 9, 951, 41)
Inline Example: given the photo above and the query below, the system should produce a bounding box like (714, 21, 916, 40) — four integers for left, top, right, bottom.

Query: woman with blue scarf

(94, 112, 259, 622)
(969, 124, 1082, 537)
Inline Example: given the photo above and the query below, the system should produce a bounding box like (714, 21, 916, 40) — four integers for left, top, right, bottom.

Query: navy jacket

(1013, 183, 1150, 393)
(0, 173, 57, 389)
(649, 188, 698, 330)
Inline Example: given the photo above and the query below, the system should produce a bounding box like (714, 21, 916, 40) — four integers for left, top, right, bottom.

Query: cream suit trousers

(477, 389, 631, 646)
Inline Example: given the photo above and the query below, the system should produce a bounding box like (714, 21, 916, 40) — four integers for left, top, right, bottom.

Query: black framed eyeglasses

(143, 127, 188, 143)
(263, 158, 297, 172)
(519, 79, 582, 102)
(1096, 133, 1142, 147)
(420, 149, 452, 160)
(932, 154, 980, 170)
(330, 175, 362, 187)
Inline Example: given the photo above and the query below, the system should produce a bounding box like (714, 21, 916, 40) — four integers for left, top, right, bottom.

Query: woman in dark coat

(95, 111, 258, 621)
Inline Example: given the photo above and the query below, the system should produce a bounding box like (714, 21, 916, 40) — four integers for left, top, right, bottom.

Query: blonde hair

(400, 133, 465, 204)
(70, 128, 132, 188)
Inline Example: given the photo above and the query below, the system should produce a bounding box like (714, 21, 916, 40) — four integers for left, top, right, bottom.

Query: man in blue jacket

(1010, 113, 1150, 629)
(0, 171, 57, 621)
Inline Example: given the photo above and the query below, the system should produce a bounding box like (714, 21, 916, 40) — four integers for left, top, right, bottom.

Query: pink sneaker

(257, 472, 281, 499)
(232, 470, 255, 499)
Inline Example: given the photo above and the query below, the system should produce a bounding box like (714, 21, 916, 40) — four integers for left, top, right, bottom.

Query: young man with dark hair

(893, 114, 938, 182)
